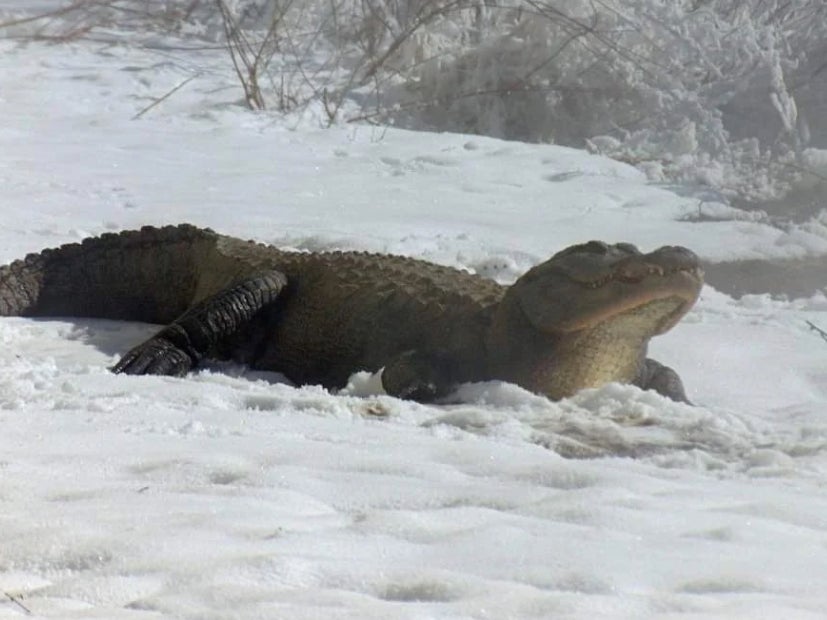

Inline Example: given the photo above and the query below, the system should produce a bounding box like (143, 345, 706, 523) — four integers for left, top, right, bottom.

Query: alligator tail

(0, 224, 221, 324)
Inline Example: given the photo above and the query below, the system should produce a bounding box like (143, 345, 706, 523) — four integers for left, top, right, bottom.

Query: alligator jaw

(558, 265, 703, 333)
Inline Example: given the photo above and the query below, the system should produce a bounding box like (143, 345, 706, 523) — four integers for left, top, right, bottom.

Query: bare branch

(4, 591, 31, 615)
(132, 74, 199, 120)
(807, 321, 827, 344)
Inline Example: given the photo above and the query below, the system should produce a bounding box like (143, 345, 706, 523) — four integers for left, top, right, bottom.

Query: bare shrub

(2, 1, 245, 42)
(4, 1, 827, 201)
(214, 0, 297, 110)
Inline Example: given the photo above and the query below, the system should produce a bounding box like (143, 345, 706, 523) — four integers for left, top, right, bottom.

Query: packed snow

(1, 22, 827, 620)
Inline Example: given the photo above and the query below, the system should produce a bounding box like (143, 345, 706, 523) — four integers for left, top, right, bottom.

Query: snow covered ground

(1, 28, 827, 620)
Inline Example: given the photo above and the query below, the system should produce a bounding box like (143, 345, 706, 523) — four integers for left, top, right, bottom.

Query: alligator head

(488, 241, 703, 400)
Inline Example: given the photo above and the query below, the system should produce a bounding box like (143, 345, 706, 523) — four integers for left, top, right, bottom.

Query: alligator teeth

(582, 261, 702, 288)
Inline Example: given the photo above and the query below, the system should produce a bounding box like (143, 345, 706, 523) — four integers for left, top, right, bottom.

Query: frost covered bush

(204, 0, 827, 201)
(4, 0, 827, 201)
(371, 0, 827, 200)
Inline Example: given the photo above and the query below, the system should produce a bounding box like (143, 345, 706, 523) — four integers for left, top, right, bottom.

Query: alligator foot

(635, 358, 690, 403)
(113, 333, 194, 376)
(381, 349, 457, 402)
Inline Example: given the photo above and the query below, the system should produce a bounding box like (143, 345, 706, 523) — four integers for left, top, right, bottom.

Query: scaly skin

(0, 226, 703, 402)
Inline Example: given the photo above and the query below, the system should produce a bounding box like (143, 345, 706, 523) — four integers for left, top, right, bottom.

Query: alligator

(0, 225, 703, 402)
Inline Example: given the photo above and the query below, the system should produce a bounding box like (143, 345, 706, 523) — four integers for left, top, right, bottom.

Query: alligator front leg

(381, 349, 461, 402)
(634, 358, 690, 403)
(113, 271, 287, 376)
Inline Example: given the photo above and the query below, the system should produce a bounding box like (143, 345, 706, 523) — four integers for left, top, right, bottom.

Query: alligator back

(253, 248, 504, 386)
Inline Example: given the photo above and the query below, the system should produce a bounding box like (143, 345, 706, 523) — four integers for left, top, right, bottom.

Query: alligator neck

(486, 296, 653, 400)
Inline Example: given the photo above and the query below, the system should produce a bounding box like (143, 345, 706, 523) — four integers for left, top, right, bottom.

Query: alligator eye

(581, 241, 609, 254)
(552, 240, 610, 260)
(615, 242, 640, 254)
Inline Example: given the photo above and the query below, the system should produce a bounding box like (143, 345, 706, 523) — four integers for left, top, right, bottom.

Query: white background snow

(1, 16, 827, 620)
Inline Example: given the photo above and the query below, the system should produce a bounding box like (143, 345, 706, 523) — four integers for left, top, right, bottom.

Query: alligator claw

(112, 336, 193, 377)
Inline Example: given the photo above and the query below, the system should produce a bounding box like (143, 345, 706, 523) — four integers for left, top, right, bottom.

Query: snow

(1, 31, 827, 620)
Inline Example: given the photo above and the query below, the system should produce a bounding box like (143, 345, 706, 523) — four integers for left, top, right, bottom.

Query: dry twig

(132, 74, 199, 120)
(806, 320, 827, 344)
(4, 591, 31, 615)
